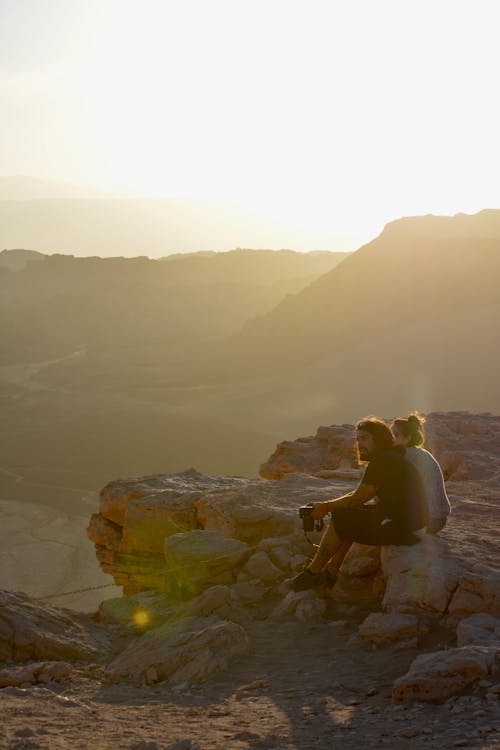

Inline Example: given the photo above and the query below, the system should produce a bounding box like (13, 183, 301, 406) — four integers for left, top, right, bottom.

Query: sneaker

(284, 568, 324, 592)
(320, 572, 338, 589)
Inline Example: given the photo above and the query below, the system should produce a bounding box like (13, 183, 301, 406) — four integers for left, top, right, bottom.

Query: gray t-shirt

(405, 447, 451, 520)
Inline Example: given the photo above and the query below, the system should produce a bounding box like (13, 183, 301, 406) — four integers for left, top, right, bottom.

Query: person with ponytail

(285, 416, 428, 592)
(391, 412, 451, 534)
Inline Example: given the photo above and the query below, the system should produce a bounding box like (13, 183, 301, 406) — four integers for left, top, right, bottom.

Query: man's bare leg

(308, 519, 343, 574)
(324, 541, 352, 578)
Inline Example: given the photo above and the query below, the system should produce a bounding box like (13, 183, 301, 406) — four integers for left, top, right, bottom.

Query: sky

(1, 0, 499, 250)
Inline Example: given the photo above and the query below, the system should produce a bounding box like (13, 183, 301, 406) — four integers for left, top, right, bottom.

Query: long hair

(392, 411, 426, 447)
(356, 416, 394, 457)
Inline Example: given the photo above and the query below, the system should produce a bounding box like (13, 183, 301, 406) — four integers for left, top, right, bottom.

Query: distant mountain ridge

(0, 248, 348, 363)
(214, 209, 500, 378)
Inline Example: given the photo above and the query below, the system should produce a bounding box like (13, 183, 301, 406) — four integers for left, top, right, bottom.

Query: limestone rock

(295, 596, 326, 622)
(99, 469, 224, 527)
(341, 544, 381, 577)
(242, 551, 284, 582)
(456, 613, 500, 647)
(260, 424, 359, 480)
(392, 646, 497, 703)
(87, 513, 122, 549)
(424, 412, 500, 482)
(231, 581, 269, 605)
(194, 474, 322, 543)
(271, 590, 320, 618)
(260, 412, 500, 484)
(448, 566, 500, 617)
(358, 612, 419, 646)
(289, 554, 310, 573)
(381, 536, 464, 613)
(106, 615, 249, 685)
(163, 530, 250, 594)
(187, 585, 232, 617)
(90, 470, 349, 596)
(0, 661, 72, 687)
(98, 591, 175, 628)
(256, 537, 293, 571)
(0, 590, 112, 662)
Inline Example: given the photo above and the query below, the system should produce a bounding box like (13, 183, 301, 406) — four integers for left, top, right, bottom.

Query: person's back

(405, 446, 451, 532)
(364, 446, 428, 532)
(392, 412, 451, 534)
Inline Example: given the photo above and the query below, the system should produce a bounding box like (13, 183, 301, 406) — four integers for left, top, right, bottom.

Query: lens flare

(132, 608, 150, 628)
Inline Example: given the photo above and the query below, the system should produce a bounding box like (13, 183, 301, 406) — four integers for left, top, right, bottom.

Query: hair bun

(407, 414, 420, 426)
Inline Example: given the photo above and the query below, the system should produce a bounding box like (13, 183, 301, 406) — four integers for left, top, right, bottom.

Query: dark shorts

(331, 507, 422, 546)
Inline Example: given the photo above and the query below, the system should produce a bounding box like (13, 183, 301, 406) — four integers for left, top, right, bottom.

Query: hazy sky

(1, 0, 499, 248)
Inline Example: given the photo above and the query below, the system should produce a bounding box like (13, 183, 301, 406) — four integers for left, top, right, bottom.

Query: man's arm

(311, 482, 377, 519)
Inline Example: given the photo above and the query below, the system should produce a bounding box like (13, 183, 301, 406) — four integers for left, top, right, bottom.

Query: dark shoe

(320, 572, 338, 589)
(284, 568, 324, 592)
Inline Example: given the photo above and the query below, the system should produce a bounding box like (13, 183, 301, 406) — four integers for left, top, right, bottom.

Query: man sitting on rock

(285, 416, 428, 592)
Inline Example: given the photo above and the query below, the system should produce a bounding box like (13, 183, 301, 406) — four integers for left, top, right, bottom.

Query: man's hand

(310, 502, 332, 520)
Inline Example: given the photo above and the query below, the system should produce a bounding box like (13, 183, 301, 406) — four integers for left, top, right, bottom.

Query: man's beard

(358, 447, 377, 462)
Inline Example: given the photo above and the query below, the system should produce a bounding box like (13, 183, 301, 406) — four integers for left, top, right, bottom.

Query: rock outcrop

(260, 411, 500, 485)
(106, 616, 249, 686)
(3, 411, 495, 703)
(0, 660, 73, 687)
(424, 411, 500, 482)
(260, 424, 359, 480)
(0, 591, 112, 662)
(87, 470, 352, 595)
(380, 536, 465, 614)
(392, 646, 498, 703)
(448, 564, 500, 617)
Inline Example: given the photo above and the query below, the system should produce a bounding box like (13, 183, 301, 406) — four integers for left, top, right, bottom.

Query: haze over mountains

(1, 207, 499, 519)
(0, 176, 350, 255)
(1, 248, 347, 363)
(0, 247, 348, 511)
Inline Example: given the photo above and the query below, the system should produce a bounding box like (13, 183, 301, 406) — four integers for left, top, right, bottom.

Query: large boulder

(448, 565, 500, 617)
(194, 473, 341, 543)
(162, 530, 250, 594)
(99, 470, 227, 527)
(106, 616, 249, 686)
(340, 544, 381, 577)
(392, 646, 498, 703)
(0, 661, 73, 687)
(358, 612, 419, 646)
(381, 536, 464, 614)
(424, 412, 500, 482)
(260, 424, 359, 480)
(0, 590, 112, 662)
(456, 613, 500, 647)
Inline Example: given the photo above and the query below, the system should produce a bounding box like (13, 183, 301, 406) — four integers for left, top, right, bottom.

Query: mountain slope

(216, 209, 500, 378)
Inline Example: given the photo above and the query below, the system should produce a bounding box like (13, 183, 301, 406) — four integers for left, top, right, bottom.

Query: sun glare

(1, 0, 499, 246)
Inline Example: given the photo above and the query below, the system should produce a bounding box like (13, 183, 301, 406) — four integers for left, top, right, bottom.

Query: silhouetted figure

(285, 416, 428, 592)
(391, 412, 451, 534)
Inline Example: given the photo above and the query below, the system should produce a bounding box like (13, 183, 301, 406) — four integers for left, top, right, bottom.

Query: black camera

(299, 505, 324, 533)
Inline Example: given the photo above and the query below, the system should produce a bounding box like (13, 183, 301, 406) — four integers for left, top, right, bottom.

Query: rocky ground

(1, 613, 499, 750)
(1, 412, 499, 749)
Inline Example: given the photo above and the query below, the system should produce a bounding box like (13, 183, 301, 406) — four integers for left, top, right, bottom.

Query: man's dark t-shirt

(362, 447, 428, 531)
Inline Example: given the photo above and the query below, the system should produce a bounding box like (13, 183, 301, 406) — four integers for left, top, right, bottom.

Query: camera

(299, 505, 324, 533)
